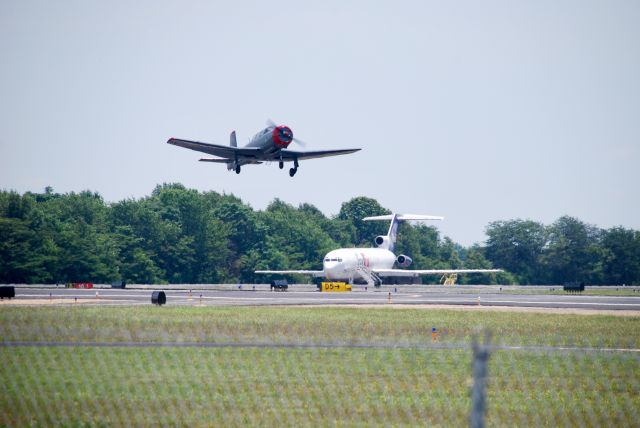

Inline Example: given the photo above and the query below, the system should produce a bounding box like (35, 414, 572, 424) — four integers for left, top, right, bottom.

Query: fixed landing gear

(288, 159, 299, 177)
(235, 165, 241, 174)
(279, 160, 284, 169)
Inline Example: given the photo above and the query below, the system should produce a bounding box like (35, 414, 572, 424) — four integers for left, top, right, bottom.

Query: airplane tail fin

(363, 214, 444, 253)
(230, 131, 237, 147)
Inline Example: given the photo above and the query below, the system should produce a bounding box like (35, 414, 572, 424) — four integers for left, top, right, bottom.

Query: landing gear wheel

(289, 168, 297, 177)
(235, 165, 241, 174)
(279, 161, 284, 169)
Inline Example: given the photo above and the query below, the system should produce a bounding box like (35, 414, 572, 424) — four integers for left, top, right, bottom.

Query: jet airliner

(168, 120, 360, 177)
(256, 214, 502, 286)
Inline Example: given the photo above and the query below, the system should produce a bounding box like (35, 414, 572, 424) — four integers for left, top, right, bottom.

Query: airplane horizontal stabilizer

(199, 158, 263, 165)
(363, 214, 444, 221)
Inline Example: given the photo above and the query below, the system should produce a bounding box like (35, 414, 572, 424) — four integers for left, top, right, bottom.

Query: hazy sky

(1, 0, 639, 246)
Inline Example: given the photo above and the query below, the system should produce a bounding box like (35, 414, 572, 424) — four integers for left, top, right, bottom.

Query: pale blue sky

(1, 0, 639, 245)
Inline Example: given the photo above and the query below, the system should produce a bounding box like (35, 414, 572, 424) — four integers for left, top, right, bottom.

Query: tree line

(0, 184, 638, 285)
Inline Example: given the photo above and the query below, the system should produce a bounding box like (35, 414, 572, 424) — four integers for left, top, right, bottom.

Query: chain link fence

(1, 305, 638, 426)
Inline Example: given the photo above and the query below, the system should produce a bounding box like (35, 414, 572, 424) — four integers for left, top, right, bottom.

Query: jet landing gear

(235, 165, 241, 174)
(289, 159, 299, 177)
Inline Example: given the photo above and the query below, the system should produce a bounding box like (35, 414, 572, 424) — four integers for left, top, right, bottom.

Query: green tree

(600, 227, 640, 285)
(261, 200, 337, 271)
(337, 197, 390, 245)
(299, 203, 356, 247)
(147, 184, 232, 283)
(111, 225, 164, 283)
(540, 216, 604, 284)
(460, 245, 497, 284)
(39, 191, 119, 282)
(4, 186, 640, 286)
(485, 219, 547, 284)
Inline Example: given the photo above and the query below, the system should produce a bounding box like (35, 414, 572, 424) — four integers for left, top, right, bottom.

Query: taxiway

(5, 286, 640, 313)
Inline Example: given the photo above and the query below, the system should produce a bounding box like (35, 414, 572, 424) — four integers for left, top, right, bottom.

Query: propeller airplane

(168, 120, 361, 177)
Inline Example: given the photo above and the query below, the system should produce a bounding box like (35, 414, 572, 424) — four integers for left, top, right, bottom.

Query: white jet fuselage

(323, 248, 396, 281)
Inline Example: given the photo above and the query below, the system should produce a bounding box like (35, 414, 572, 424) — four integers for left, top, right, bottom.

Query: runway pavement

(5, 286, 640, 312)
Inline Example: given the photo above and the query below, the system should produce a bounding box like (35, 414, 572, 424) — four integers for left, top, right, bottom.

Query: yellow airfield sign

(320, 282, 352, 292)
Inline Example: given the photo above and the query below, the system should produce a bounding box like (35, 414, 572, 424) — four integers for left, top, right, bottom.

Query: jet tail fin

(230, 131, 237, 147)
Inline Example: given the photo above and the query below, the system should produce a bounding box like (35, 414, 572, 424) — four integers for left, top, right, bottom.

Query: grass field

(1, 306, 639, 426)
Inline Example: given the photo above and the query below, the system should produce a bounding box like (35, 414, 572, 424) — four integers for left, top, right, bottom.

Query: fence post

(470, 331, 492, 428)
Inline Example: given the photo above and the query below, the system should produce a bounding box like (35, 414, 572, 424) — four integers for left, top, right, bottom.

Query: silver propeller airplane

(167, 120, 361, 177)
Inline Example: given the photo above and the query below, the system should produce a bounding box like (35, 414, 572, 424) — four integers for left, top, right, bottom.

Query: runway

(5, 286, 640, 313)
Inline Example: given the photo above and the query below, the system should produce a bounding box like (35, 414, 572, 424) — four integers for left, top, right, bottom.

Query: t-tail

(363, 213, 445, 253)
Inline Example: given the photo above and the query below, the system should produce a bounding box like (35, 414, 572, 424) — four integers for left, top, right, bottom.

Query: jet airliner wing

(255, 270, 325, 277)
(167, 138, 261, 159)
(373, 269, 503, 277)
(279, 148, 361, 161)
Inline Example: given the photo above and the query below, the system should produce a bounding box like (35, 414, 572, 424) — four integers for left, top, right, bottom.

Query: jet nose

(324, 264, 337, 279)
(323, 257, 344, 279)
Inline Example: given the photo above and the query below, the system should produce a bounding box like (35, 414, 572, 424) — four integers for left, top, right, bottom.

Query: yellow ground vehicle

(440, 273, 458, 286)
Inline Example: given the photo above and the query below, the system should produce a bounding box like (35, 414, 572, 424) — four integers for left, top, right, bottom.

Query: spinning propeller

(267, 119, 307, 147)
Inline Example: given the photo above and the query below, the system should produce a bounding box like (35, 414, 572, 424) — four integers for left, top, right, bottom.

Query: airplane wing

(255, 270, 326, 277)
(374, 269, 503, 277)
(168, 138, 262, 159)
(279, 148, 361, 161)
(197, 158, 229, 163)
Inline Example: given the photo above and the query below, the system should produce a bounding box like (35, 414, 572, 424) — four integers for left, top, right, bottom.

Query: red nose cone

(272, 126, 293, 148)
